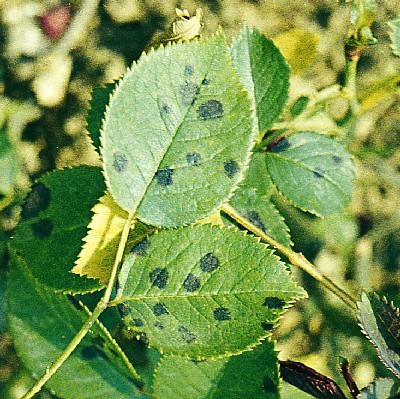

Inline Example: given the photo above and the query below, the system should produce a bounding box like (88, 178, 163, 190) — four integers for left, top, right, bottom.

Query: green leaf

(10, 166, 105, 293)
(358, 378, 400, 399)
(101, 32, 255, 227)
(116, 224, 305, 358)
(357, 292, 400, 378)
(230, 25, 289, 132)
(153, 340, 279, 399)
(6, 254, 148, 399)
(388, 19, 400, 57)
(265, 132, 354, 216)
(228, 152, 291, 246)
(87, 82, 118, 153)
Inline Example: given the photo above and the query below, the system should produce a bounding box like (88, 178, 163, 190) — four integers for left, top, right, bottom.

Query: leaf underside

(357, 292, 400, 378)
(101, 32, 256, 227)
(357, 377, 400, 399)
(6, 254, 147, 399)
(10, 166, 105, 293)
(265, 132, 354, 216)
(153, 340, 279, 399)
(116, 224, 305, 358)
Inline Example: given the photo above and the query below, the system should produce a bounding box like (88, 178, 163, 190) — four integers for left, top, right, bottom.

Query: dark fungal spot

(22, 183, 51, 219)
(246, 211, 266, 232)
(131, 238, 150, 256)
(198, 99, 224, 120)
(31, 219, 53, 239)
(261, 322, 274, 331)
(131, 318, 144, 327)
(180, 81, 200, 106)
(200, 252, 219, 272)
(161, 104, 172, 115)
(332, 155, 342, 164)
(178, 326, 196, 343)
(213, 307, 231, 321)
(184, 64, 194, 76)
(112, 151, 128, 172)
(263, 297, 285, 309)
(201, 78, 210, 85)
(154, 321, 164, 330)
(186, 152, 201, 166)
(183, 273, 201, 292)
(118, 303, 131, 318)
(81, 346, 100, 360)
(262, 376, 278, 394)
(313, 167, 325, 178)
(267, 136, 290, 153)
(153, 303, 169, 316)
(149, 267, 169, 289)
(155, 167, 174, 186)
(224, 160, 239, 179)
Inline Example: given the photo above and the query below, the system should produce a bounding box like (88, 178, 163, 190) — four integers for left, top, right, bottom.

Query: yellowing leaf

(273, 29, 319, 74)
(72, 193, 128, 285)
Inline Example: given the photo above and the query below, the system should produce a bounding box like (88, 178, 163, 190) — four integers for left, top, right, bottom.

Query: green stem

(20, 212, 135, 399)
(344, 56, 360, 116)
(221, 204, 357, 311)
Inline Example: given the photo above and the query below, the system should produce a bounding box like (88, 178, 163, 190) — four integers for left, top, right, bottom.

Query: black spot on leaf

(267, 137, 290, 153)
(22, 183, 51, 219)
(186, 152, 201, 166)
(261, 322, 274, 331)
(200, 252, 219, 272)
(262, 377, 278, 394)
(201, 78, 210, 85)
(213, 307, 231, 321)
(263, 297, 285, 309)
(155, 167, 174, 186)
(118, 303, 131, 317)
(31, 219, 53, 239)
(178, 326, 196, 343)
(224, 160, 239, 178)
(183, 273, 200, 292)
(112, 151, 128, 172)
(153, 303, 169, 316)
(161, 104, 172, 115)
(246, 211, 266, 232)
(332, 155, 342, 164)
(180, 81, 200, 106)
(184, 65, 194, 76)
(154, 321, 164, 330)
(81, 346, 100, 360)
(149, 268, 169, 289)
(198, 99, 224, 120)
(131, 238, 150, 255)
(313, 167, 325, 178)
(131, 318, 144, 327)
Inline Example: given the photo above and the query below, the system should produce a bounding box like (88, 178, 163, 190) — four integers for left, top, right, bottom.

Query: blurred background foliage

(0, 0, 399, 398)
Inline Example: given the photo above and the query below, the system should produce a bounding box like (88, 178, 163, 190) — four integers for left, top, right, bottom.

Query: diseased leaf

(357, 292, 400, 378)
(101, 32, 255, 227)
(357, 378, 400, 399)
(87, 82, 118, 153)
(280, 360, 347, 399)
(388, 19, 400, 57)
(153, 340, 279, 399)
(72, 193, 154, 285)
(265, 132, 354, 216)
(273, 29, 319, 74)
(230, 25, 289, 132)
(10, 166, 105, 293)
(115, 224, 305, 358)
(6, 254, 148, 399)
(227, 152, 291, 246)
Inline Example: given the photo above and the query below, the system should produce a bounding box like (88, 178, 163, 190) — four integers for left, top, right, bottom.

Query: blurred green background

(0, 1, 399, 398)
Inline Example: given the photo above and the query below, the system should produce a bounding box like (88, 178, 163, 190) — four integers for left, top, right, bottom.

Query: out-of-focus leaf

(273, 29, 319, 74)
(357, 292, 400, 378)
(388, 19, 400, 57)
(357, 378, 400, 399)
(153, 340, 279, 399)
